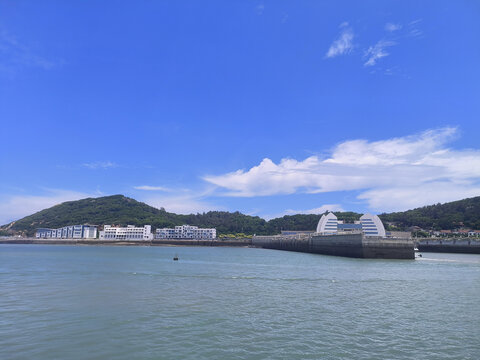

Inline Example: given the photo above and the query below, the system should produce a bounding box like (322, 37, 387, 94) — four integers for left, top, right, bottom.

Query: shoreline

(0, 238, 252, 247)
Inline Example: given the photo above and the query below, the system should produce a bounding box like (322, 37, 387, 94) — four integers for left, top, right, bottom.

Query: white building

(155, 225, 216, 240)
(316, 212, 339, 234)
(99, 225, 153, 241)
(315, 212, 386, 237)
(359, 213, 386, 237)
(36, 225, 97, 239)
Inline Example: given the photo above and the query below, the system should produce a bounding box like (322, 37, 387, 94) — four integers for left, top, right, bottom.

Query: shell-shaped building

(316, 212, 339, 234)
(359, 213, 386, 237)
(316, 212, 386, 237)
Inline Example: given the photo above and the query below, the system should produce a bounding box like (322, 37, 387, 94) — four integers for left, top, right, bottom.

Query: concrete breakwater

(253, 233, 414, 259)
(0, 238, 252, 247)
(417, 239, 480, 254)
(152, 239, 251, 247)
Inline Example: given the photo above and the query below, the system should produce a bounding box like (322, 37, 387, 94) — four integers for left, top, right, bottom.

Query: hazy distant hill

(1, 194, 479, 236)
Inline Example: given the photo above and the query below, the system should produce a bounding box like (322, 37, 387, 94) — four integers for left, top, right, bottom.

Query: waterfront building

(337, 223, 362, 232)
(359, 213, 386, 237)
(99, 225, 153, 241)
(155, 225, 216, 240)
(315, 212, 386, 237)
(316, 212, 339, 234)
(36, 225, 97, 239)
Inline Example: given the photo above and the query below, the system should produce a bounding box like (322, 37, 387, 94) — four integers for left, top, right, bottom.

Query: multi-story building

(99, 225, 153, 241)
(36, 225, 98, 239)
(155, 225, 216, 240)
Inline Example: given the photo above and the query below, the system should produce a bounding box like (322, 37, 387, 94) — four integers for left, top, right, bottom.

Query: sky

(1, 0, 480, 224)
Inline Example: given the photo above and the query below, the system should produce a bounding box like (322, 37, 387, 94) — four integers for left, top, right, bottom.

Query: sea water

(0, 245, 479, 359)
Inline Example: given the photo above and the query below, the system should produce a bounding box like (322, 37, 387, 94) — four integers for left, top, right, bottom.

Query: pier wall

(417, 239, 480, 254)
(0, 238, 251, 247)
(362, 238, 415, 259)
(311, 233, 364, 258)
(253, 233, 414, 259)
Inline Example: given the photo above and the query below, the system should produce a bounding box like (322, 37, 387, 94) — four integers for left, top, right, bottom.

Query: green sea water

(0, 245, 479, 360)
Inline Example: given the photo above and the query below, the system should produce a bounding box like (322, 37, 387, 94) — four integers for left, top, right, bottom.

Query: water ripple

(0, 245, 479, 360)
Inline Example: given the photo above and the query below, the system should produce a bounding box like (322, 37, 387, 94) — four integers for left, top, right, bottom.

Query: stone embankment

(416, 238, 480, 254)
(0, 237, 252, 247)
(253, 233, 414, 259)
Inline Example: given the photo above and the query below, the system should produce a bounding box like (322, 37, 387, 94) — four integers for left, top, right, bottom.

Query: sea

(0, 244, 479, 360)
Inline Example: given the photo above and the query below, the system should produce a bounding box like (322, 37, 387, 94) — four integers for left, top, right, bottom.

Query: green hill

(0, 195, 268, 236)
(379, 196, 480, 230)
(265, 211, 362, 234)
(1, 194, 479, 237)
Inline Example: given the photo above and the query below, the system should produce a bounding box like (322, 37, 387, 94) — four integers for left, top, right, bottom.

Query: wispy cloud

(325, 22, 354, 58)
(204, 127, 480, 212)
(256, 4, 265, 15)
(264, 204, 345, 220)
(142, 194, 224, 214)
(0, 30, 58, 74)
(364, 40, 396, 66)
(385, 23, 402, 32)
(407, 19, 423, 38)
(0, 189, 100, 225)
(82, 161, 118, 169)
(325, 19, 422, 71)
(137, 185, 223, 214)
(134, 185, 172, 192)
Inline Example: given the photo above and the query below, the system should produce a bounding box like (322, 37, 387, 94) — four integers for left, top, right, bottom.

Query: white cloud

(364, 40, 396, 66)
(142, 195, 224, 214)
(82, 161, 117, 169)
(0, 189, 98, 225)
(285, 204, 344, 215)
(385, 23, 402, 32)
(265, 204, 345, 220)
(204, 127, 480, 212)
(0, 30, 58, 74)
(359, 183, 480, 212)
(325, 24, 354, 58)
(256, 4, 264, 15)
(138, 185, 223, 214)
(134, 185, 172, 192)
(407, 19, 423, 38)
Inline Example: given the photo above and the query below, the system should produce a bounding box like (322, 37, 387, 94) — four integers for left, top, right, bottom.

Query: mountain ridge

(1, 194, 479, 236)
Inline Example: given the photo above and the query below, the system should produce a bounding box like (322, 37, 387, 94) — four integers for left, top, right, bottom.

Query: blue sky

(1, 1, 480, 224)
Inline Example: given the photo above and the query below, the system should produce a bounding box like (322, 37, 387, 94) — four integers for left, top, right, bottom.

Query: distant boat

(173, 254, 179, 261)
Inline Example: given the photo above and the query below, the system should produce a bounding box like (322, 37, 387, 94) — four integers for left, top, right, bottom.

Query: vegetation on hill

(265, 212, 362, 234)
(2, 194, 479, 237)
(1, 195, 269, 236)
(379, 196, 480, 230)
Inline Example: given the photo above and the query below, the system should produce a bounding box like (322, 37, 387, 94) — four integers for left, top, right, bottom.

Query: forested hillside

(1, 195, 268, 236)
(2, 194, 479, 236)
(379, 196, 480, 230)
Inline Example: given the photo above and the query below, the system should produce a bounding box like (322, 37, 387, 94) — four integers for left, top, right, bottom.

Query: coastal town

(27, 212, 480, 258)
(35, 224, 217, 240)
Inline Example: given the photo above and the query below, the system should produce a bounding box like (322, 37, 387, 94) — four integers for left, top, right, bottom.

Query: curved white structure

(316, 212, 338, 234)
(360, 214, 386, 237)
